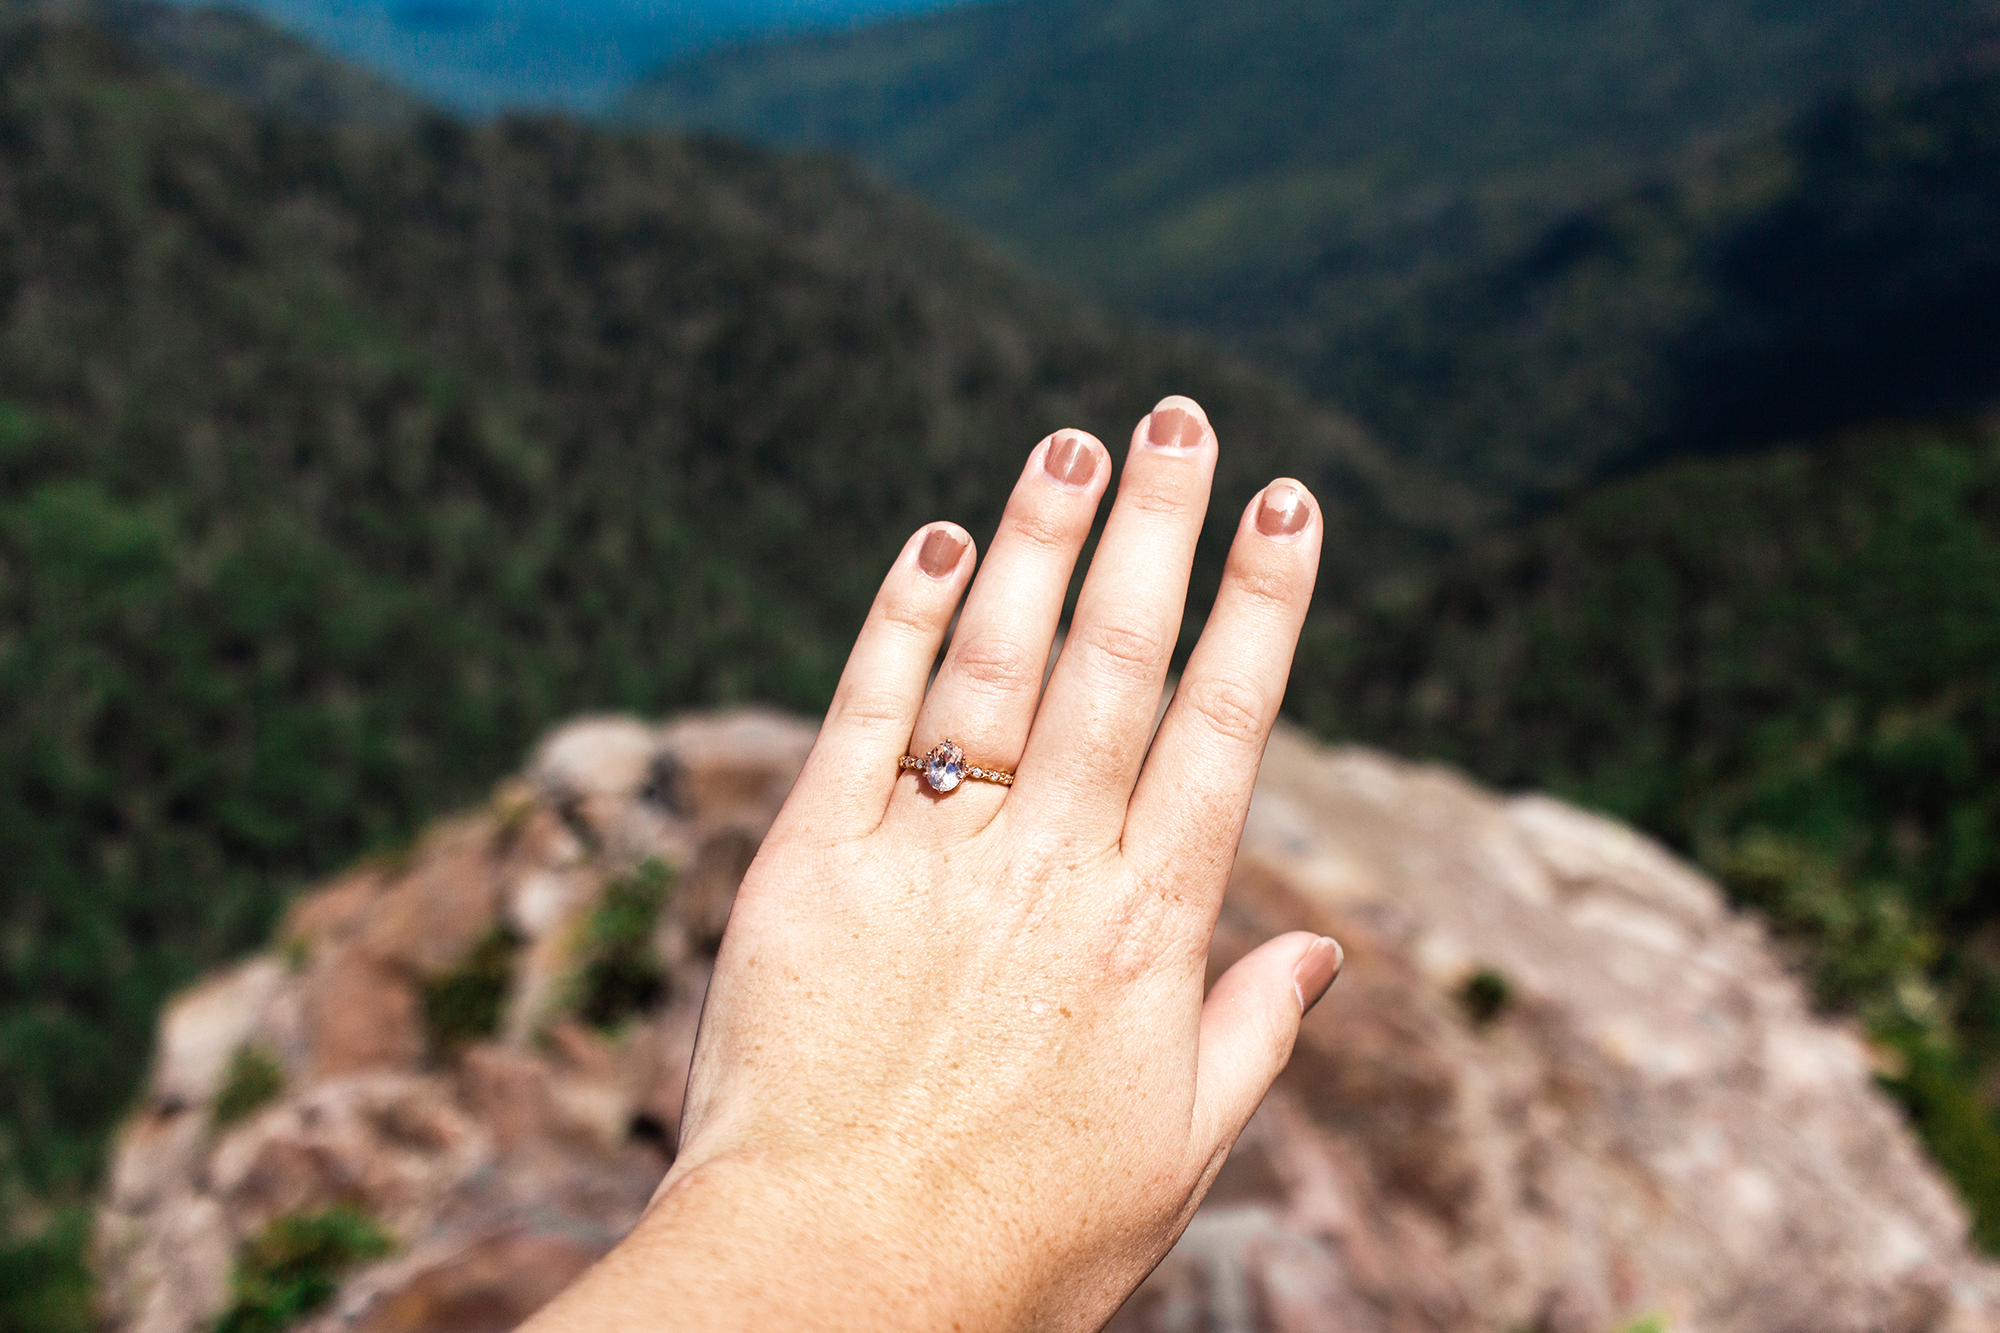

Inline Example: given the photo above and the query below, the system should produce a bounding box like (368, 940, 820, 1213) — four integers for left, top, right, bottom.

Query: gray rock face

(96, 713, 2000, 1333)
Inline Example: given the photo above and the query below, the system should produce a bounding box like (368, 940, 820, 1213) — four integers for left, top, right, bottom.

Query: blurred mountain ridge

(625, 0, 2000, 495)
(1, 0, 429, 124)
(135, 0, 976, 113)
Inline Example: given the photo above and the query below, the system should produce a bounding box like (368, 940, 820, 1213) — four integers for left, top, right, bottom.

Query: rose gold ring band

(900, 739, 1014, 793)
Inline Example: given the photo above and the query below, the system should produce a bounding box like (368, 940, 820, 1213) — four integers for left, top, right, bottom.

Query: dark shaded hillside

(0, 16, 1465, 1213)
(2, 0, 425, 124)
(1311, 64, 2000, 492)
(1290, 421, 2000, 1241)
(624, 0, 1996, 492)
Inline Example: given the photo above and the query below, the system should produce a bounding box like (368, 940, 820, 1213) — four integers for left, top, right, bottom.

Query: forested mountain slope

(626, 0, 1997, 491)
(1310, 63, 2000, 491)
(0, 14, 1463, 1216)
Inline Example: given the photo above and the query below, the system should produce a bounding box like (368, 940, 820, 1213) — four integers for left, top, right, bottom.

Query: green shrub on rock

(210, 1045, 285, 1127)
(422, 927, 523, 1057)
(1457, 969, 1513, 1027)
(213, 1208, 392, 1333)
(577, 860, 673, 1031)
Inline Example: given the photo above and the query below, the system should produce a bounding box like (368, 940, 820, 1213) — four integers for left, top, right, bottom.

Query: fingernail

(1145, 404, 1206, 451)
(1256, 483, 1312, 540)
(1293, 937, 1343, 1015)
(1043, 433, 1098, 488)
(917, 528, 965, 578)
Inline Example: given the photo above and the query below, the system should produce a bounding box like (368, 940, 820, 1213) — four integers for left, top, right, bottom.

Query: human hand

(530, 397, 1340, 1332)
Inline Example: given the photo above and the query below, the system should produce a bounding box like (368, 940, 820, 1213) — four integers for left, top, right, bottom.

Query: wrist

(534, 1146, 1026, 1333)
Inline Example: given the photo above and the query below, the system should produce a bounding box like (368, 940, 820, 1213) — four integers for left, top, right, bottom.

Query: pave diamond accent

(922, 739, 966, 793)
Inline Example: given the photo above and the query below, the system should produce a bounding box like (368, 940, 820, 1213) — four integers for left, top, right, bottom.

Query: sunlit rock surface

(96, 712, 2000, 1333)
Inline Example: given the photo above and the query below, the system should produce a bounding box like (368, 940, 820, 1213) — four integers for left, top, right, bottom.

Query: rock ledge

(97, 713, 2000, 1333)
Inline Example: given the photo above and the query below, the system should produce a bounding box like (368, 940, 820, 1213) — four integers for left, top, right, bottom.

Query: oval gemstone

(923, 739, 965, 793)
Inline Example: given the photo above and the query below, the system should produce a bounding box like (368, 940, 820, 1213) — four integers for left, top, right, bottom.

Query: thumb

(1190, 931, 1342, 1157)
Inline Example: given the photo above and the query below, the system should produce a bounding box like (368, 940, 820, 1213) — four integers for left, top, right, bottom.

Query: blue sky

(169, 0, 967, 112)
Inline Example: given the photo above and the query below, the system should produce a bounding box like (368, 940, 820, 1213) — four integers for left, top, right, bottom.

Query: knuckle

(832, 686, 910, 732)
(1228, 560, 1299, 612)
(876, 593, 938, 639)
(1124, 476, 1189, 518)
(948, 634, 1040, 695)
(1181, 674, 1269, 746)
(1081, 620, 1166, 682)
(1007, 506, 1077, 555)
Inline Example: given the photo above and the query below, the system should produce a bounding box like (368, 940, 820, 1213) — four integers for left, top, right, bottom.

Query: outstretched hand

(529, 396, 1339, 1332)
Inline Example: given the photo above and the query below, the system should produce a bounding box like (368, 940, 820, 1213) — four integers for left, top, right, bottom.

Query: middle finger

(1011, 396, 1217, 840)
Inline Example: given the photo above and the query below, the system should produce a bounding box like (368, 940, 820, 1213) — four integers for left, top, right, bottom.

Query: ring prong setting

(923, 739, 966, 793)
(899, 739, 1013, 790)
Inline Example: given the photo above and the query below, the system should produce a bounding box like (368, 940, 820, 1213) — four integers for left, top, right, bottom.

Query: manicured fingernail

(1256, 483, 1312, 540)
(1043, 433, 1098, 488)
(918, 528, 965, 578)
(1293, 937, 1343, 1014)
(1145, 404, 1206, 451)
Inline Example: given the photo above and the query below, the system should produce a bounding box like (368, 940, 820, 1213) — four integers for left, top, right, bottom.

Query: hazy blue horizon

(164, 0, 973, 112)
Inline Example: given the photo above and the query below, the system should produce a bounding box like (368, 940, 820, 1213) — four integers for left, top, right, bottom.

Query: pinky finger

(784, 523, 973, 835)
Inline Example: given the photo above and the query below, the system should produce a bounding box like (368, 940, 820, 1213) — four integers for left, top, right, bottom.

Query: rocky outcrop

(96, 711, 2000, 1333)
(1123, 742, 2000, 1333)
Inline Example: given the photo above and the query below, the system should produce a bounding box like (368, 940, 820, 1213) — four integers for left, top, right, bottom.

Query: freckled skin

(525, 401, 1338, 1333)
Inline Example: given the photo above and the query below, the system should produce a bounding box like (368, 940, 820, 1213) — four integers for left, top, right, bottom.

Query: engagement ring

(900, 739, 1015, 793)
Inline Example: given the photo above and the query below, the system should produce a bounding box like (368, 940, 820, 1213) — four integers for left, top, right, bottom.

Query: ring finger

(895, 429, 1110, 819)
